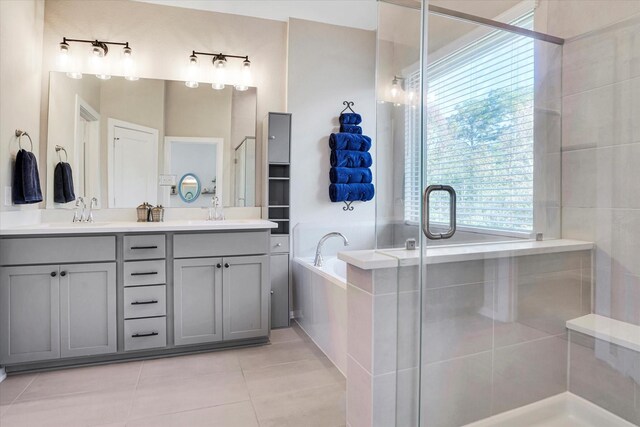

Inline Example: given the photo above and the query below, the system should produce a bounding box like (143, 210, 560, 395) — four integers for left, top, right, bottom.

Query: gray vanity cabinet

(59, 263, 117, 358)
(173, 257, 224, 346)
(266, 113, 291, 164)
(223, 255, 269, 341)
(0, 265, 60, 364)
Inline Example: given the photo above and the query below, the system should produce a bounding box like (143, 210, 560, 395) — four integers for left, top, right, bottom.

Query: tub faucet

(314, 232, 349, 267)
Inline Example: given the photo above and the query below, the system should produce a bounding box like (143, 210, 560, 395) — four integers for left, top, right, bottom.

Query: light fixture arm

(61, 37, 132, 56)
(191, 50, 250, 62)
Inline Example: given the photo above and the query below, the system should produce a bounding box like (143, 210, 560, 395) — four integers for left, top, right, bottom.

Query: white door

(110, 123, 158, 208)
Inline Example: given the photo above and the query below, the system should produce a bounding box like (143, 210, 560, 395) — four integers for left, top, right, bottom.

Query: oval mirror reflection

(178, 173, 201, 203)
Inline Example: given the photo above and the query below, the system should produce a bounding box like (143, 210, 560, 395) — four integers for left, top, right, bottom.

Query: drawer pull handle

(131, 300, 159, 305)
(132, 332, 159, 338)
(130, 245, 158, 250)
(275, 243, 282, 247)
(130, 271, 158, 276)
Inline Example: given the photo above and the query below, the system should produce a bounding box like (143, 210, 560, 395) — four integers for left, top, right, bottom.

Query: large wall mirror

(45, 72, 257, 209)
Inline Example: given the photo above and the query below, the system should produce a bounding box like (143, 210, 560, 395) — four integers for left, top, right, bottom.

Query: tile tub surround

(0, 325, 346, 427)
(343, 245, 593, 427)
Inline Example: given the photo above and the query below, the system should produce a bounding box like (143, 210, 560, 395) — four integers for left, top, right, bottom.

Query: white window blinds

(404, 13, 535, 233)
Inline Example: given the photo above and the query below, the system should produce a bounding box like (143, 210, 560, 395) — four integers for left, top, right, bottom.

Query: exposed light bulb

(234, 58, 251, 91)
(57, 41, 70, 69)
(122, 46, 138, 81)
(212, 56, 227, 90)
(91, 44, 110, 80)
(390, 77, 400, 99)
(185, 54, 199, 88)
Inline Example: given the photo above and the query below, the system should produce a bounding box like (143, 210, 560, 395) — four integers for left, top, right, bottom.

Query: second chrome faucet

(314, 232, 349, 267)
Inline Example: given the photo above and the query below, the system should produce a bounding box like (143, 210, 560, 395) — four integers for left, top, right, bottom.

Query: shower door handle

(422, 185, 457, 240)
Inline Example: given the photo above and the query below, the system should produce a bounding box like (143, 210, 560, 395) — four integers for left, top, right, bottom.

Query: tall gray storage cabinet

(263, 112, 291, 328)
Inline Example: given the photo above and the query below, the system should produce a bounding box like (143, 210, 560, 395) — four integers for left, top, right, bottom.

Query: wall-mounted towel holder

(343, 201, 355, 211)
(14, 130, 33, 152)
(55, 145, 69, 163)
(340, 100, 356, 114)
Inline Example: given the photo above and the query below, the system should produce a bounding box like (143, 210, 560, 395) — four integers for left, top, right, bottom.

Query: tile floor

(0, 325, 346, 427)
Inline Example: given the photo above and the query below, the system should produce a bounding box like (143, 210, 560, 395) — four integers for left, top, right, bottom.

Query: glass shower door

(417, 4, 566, 427)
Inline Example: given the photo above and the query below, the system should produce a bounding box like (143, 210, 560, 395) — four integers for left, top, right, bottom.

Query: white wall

(0, 0, 45, 212)
(287, 18, 376, 244)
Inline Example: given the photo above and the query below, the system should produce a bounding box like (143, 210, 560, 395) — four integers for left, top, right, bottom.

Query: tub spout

(314, 232, 349, 267)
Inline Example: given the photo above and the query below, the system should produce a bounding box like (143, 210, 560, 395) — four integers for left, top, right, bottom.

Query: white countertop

(338, 239, 594, 270)
(567, 314, 640, 352)
(0, 219, 277, 236)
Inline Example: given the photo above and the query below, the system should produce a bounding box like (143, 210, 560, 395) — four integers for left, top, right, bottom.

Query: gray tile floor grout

(0, 325, 347, 427)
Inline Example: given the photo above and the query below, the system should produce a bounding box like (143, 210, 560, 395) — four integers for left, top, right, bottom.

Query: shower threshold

(463, 392, 636, 427)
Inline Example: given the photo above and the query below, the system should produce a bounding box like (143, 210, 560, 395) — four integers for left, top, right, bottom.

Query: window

(404, 13, 534, 234)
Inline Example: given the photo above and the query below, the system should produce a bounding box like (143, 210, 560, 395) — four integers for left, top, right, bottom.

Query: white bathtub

(292, 257, 347, 375)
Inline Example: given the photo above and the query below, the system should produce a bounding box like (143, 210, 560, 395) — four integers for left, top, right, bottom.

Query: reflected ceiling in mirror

(45, 72, 257, 209)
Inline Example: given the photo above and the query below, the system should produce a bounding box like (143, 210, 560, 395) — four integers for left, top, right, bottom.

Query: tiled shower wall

(560, 15, 640, 425)
(561, 15, 640, 327)
(346, 250, 592, 427)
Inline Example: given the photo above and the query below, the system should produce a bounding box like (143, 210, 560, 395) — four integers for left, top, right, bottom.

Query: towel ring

(55, 145, 68, 163)
(340, 101, 356, 115)
(15, 130, 33, 152)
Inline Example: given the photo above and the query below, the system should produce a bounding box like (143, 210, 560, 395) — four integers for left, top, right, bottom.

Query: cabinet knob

(60, 271, 67, 277)
(51, 271, 57, 277)
(275, 243, 282, 247)
(224, 263, 230, 268)
(270, 290, 274, 294)
(216, 263, 222, 269)
(269, 136, 276, 140)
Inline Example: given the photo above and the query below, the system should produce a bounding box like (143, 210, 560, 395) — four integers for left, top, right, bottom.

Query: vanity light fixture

(57, 37, 138, 81)
(185, 50, 252, 91)
(185, 54, 200, 88)
(390, 75, 407, 106)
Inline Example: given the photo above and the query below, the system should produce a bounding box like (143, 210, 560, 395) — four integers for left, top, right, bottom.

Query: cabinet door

(270, 253, 290, 328)
(223, 255, 269, 340)
(174, 258, 223, 346)
(267, 113, 291, 164)
(59, 263, 117, 358)
(0, 265, 60, 364)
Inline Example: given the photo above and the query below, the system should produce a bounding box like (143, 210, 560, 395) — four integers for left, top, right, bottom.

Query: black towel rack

(340, 100, 356, 114)
(14, 129, 33, 152)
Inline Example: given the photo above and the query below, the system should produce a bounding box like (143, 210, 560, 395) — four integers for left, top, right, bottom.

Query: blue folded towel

(329, 133, 372, 152)
(329, 183, 375, 202)
(339, 113, 362, 125)
(330, 167, 372, 184)
(340, 124, 362, 134)
(12, 149, 43, 204)
(330, 150, 373, 168)
(54, 162, 76, 203)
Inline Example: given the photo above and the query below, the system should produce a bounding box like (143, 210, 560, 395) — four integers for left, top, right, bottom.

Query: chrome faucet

(314, 232, 349, 267)
(73, 197, 85, 223)
(86, 197, 98, 223)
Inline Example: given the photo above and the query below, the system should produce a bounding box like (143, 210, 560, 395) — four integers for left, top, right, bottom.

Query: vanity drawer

(173, 231, 269, 258)
(0, 236, 115, 266)
(124, 317, 166, 351)
(124, 260, 166, 286)
(270, 236, 289, 253)
(124, 285, 166, 319)
(123, 235, 166, 260)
